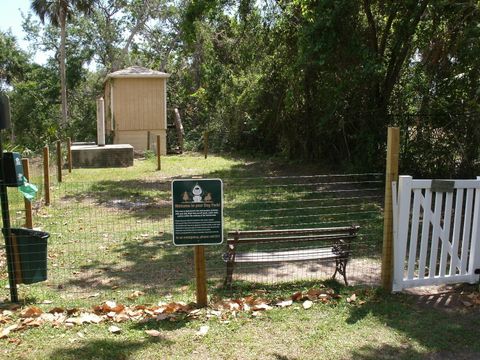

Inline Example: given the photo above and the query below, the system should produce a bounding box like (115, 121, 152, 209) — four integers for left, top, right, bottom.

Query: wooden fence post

(194, 245, 207, 307)
(147, 131, 151, 151)
(381, 127, 400, 292)
(67, 137, 72, 173)
(22, 158, 33, 229)
(156, 135, 161, 171)
(56, 140, 62, 183)
(204, 131, 208, 159)
(43, 146, 50, 206)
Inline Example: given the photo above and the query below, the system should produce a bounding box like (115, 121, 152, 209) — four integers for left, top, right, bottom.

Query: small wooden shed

(104, 66, 170, 154)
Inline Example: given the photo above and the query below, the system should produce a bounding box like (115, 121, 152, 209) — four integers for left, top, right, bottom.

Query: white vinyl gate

(392, 176, 480, 292)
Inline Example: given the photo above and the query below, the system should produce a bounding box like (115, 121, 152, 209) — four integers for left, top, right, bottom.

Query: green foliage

(170, 0, 480, 175)
(4, 0, 480, 176)
(9, 63, 60, 148)
(0, 31, 30, 88)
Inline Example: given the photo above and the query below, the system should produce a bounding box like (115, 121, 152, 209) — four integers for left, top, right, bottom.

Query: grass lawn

(2, 152, 384, 307)
(1, 284, 480, 360)
(2, 152, 474, 359)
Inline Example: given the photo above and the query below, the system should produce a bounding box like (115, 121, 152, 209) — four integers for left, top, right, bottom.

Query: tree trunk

(59, 8, 68, 127)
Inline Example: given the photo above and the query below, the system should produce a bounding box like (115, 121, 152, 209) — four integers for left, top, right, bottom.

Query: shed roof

(107, 66, 170, 79)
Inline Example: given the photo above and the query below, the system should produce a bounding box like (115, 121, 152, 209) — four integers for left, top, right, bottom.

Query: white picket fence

(392, 176, 480, 292)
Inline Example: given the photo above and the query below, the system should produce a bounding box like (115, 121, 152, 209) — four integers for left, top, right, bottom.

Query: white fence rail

(393, 176, 480, 291)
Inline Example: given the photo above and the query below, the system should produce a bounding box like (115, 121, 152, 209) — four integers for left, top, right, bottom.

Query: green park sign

(172, 179, 223, 246)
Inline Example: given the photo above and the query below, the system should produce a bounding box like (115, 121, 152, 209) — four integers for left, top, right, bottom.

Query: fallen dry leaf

(23, 318, 43, 327)
(145, 329, 162, 337)
(347, 294, 357, 303)
(275, 300, 293, 308)
(128, 290, 145, 300)
(81, 313, 103, 324)
(20, 306, 43, 318)
(0, 324, 20, 338)
(108, 325, 121, 334)
(49, 307, 65, 314)
(0, 327, 11, 339)
(65, 317, 81, 326)
(114, 313, 130, 323)
(291, 292, 303, 302)
(303, 300, 313, 310)
(7, 338, 21, 345)
(40, 313, 55, 322)
(252, 303, 272, 311)
(188, 309, 201, 317)
(155, 314, 169, 321)
(105, 301, 117, 309)
(307, 289, 322, 300)
(208, 310, 222, 318)
(196, 325, 209, 336)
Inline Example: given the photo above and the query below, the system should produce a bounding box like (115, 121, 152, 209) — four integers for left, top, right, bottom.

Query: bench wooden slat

(227, 234, 357, 244)
(227, 225, 359, 237)
(223, 225, 359, 287)
(232, 248, 341, 263)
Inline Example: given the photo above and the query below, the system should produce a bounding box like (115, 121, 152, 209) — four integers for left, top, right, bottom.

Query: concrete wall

(115, 129, 167, 155)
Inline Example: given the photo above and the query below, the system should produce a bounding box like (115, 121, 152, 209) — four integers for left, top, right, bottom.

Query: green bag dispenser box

(2, 228, 50, 284)
(2, 152, 24, 187)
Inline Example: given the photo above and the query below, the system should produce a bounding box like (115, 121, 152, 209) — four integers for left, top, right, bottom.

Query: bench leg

(333, 258, 349, 286)
(224, 260, 235, 287)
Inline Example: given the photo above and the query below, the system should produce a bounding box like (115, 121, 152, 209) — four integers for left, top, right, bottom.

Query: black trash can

(3, 228, 49, 284)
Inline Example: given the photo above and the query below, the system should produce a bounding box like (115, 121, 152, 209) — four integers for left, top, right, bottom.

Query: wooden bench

(223, 225, 360, 287)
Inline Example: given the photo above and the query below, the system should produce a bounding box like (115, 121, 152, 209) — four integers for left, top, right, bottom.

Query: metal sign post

(0, 94, 18, 302)
(172, 179, 223, 307)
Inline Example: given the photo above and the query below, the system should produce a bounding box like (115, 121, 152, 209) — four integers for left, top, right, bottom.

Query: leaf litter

(0, 286, 373, 340)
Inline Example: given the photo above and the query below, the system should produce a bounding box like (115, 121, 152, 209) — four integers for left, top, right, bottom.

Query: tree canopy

(2, 0, 479, 176)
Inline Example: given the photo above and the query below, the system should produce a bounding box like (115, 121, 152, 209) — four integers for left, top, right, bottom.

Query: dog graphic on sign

(192, 184, 203, 203)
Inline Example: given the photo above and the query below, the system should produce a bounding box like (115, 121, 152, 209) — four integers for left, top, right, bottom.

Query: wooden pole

(156, 135, 161, 171)
(204, 131, 208, 159)
(22, 158, 33, 229)
(147, 131, 151, 151)
(381, 127, 400, 292)
(56, 140, 62, 183)
(96, 98, 105, 146)
(67, 137, 72, 173)
(0, 126, 19, 302)
(43, 146, 50, 206)
(174, 108, 184, 153)
(194, 245, 207, 307)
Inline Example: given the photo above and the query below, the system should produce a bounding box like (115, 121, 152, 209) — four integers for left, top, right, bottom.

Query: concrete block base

(71, 144, 134, 168)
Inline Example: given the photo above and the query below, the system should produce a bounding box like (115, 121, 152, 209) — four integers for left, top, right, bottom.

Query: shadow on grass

(212, 278, 346, 299)
(45, 158, 383, 295)
(48, 338, 173, 360)
(346, 289, 480, 358)
(59, 179, 172, 221)
(349, 344, 427, 360)
(351, 344, 480, 360)
(54, 227, 379, 293)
